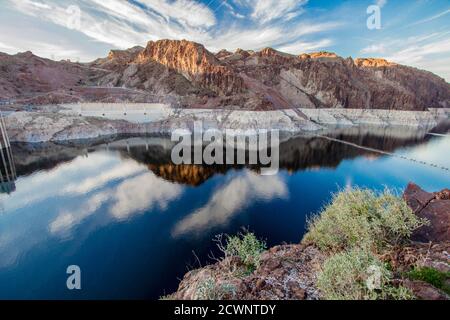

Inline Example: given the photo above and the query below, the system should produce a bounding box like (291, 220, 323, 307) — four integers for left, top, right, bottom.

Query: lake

(0, 125, 449, 299)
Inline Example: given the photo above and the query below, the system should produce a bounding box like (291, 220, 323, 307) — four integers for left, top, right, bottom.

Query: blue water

(0, 131, 449, 299)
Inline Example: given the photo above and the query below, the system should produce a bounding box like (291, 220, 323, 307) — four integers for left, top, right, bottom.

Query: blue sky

(0, 0, 449, 80)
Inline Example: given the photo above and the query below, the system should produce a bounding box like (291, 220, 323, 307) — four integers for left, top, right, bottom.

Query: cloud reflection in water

(172, 171, 288, 237)
(0, 152, 184, 267)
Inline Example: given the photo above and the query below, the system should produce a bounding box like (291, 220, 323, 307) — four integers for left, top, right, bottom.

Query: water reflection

(0, 124, 449, 299)
(9, 125, 441, 187)
(0, 152, 184, 268)
(172, 171, 288, 237)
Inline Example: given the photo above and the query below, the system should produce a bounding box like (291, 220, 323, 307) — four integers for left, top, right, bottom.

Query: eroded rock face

(137, 40, 245, 96)
(222, 50, 450, 110)
(169, 244, 325, 300)
(1, 40, 449, 109)
(403, 183, 450, 243)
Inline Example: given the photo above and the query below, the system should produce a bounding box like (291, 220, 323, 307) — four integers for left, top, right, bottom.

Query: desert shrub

(304, 188, 427, 252)
(225, 232, 266, 274)
(195, 278, 236, 300)
(407, 267, 450, 295)
(317, 247, 414, 300)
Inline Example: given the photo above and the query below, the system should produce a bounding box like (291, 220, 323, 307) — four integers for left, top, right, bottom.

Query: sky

(0, 0, 449, 81)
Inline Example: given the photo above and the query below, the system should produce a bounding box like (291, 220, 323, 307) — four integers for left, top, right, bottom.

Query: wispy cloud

(360, 30, 450, 81)
(277, 39, 333, 55)
(360, 43, 386, 54)
(3, 0, 336, 56)
(408, 8, 450, 27)
(250, 0, 308, 24)
(376, 0, 387, 8)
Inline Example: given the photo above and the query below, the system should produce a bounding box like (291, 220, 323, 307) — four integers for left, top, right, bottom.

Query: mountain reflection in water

(0, 125, 449, 299)
(11, 126, 442, 184)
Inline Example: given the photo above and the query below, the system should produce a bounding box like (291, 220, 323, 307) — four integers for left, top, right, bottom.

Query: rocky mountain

(1, 39, 449, 110)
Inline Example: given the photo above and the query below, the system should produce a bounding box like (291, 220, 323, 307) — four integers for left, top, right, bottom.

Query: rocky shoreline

(168, 183, 450, 300)
(3, 104, 449, 143)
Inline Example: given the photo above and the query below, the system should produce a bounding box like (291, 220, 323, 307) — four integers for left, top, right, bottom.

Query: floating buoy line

(306, 133, 450, 173)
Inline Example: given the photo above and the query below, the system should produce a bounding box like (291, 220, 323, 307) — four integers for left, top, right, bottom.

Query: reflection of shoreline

(9, 125, 445, 187)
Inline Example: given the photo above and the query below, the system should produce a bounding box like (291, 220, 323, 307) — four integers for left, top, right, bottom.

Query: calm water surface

(0, 126, 449, 299)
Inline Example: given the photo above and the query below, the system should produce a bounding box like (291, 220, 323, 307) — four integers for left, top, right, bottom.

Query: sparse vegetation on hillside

(195, 278, 236, 300)
(224, 232, 267, 274)
(317, 247, 414, 300)
(304, 188, 427, 252)
(305, 188, 428, 300)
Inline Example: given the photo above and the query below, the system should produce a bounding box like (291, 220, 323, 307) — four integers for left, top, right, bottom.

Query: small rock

(273, 287, 285, 298)
(272, 268, 286, 279)
(287, 281, 307, 300)
(264, 259, 281, 271)
(256, 278, 266, 290)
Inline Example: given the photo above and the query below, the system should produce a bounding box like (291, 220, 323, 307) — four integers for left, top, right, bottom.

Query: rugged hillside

(90, 45, 201, 97)
(0, 51, 91, 100)
(137, 40, 244, 95)
(219, 49, 450, 110)
(1, 39, 449, 110)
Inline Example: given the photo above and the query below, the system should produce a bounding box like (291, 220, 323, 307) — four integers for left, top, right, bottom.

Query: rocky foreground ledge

(168, 183, 450, 300)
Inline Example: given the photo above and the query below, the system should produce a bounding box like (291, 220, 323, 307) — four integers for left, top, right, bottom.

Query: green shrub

(407, 267, 450, 295)
(195, 278, 236, 300)
(304, 188, 427, 252)
(225, 232, 266, 274)
(317, 247, 414, 300)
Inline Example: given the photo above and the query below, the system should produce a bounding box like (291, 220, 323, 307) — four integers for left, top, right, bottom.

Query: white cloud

(140, 0, 216, 28)
(205, 21, 340, 52)
(0, 42, 17, 51)
(2, 0, 335, 57)
(6, 0, 212, 49)
(360, 43, 386, 54)
(0, 40, 89, 61)
(252, 0, 307, 24)
(408, 8, 450, 27)
(360, 31, 450, 81)
(376, 0, 387, 8)
(277, 38, 333, 55)
(28, 0, 51, 9)
(386, 38, 450, 64)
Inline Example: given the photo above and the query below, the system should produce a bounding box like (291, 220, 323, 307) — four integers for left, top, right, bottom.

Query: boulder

(403, 183, 450, 243)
